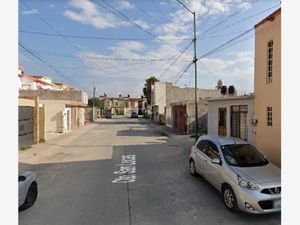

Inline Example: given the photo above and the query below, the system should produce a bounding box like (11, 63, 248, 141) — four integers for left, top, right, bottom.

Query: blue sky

(19, 0, 280, 97)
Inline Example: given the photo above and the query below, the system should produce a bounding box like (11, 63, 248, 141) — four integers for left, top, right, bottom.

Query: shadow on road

(19, 122, 281, 225)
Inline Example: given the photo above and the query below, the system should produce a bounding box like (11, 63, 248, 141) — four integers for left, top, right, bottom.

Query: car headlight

(237, 175, 259, 190)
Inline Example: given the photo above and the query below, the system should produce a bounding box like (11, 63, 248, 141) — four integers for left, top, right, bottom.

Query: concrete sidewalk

(142, 118, 196, 146)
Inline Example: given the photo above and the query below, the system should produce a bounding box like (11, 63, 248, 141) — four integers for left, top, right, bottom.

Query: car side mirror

(211, 158, 221, 165)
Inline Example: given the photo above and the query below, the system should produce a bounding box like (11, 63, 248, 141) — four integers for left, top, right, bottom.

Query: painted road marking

(112, 154, 136, 183)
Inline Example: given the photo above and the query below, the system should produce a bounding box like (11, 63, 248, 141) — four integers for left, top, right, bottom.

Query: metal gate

(19, 106, 34, 149)
(172, 105, 187, 134)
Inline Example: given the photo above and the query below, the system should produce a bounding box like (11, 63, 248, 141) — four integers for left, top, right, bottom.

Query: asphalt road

(19, 117, 281, 225)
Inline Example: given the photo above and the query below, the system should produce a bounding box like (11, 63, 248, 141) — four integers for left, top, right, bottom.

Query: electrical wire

(199, 28, 254, 59)
(199, 0, 259, 37)
(19, 30, 191, 41)
(157, 39, 194, 79)
(203, 3, 280, 37)
(19, 49, 191, 62)
(94, 0, 192, 57)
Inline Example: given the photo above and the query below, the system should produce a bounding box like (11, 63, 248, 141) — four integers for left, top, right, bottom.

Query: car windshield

(221, 144, 269, 167)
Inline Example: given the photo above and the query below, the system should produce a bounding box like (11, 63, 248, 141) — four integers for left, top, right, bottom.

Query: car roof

(198, 135, 248, 146)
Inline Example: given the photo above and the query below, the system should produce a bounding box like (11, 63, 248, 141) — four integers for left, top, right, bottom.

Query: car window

(206, 141, 220, 159)
(221, 144, 269, 167)
(196, 140, 209, 155)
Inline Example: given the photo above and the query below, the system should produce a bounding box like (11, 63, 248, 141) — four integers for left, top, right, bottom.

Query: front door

(218, 108, 227, 136)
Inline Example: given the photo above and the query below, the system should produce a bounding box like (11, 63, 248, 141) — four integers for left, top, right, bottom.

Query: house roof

(19, 74, 54, 86)
(207, 95, 254, 102)
(65, 101, 88, 107)
(254, 8, 281, 28)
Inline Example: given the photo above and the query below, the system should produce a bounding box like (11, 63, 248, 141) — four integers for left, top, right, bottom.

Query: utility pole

(93, 82, 96, 122)
(174, 1, 199, 141)
(193, 12, 199, 141)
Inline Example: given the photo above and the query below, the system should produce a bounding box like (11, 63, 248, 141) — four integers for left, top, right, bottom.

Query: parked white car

(19, 171, 38, 210)
(189, 135, 281, 214)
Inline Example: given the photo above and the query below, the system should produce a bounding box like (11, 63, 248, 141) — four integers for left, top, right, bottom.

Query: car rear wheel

(222, 185, 238, 213)
(189, 160, 197, 176)
(19, 183, 38, 211)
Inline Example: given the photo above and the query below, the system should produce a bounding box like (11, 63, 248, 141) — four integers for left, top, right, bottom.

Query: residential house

(19, 74, 65, 91)
(252, 8, 281, 166)
(207, 95, 254, 143)
(19, 89, 88, 137)
(124, 97, 146, 116)
(151, 82, 221, 134)
(100, 96, 125, 115)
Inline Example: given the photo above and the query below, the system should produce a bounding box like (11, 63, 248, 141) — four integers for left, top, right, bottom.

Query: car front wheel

(189, 160, 197, 176)
(222, 185, 238, 213)
(19, 182, 38, 211)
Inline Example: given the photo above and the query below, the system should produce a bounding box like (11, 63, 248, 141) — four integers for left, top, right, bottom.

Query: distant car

(105, 112, 112, 119)
(19, 171, 38, 210)
(189, 135, 281, 214)
(131, 112, 138, 118)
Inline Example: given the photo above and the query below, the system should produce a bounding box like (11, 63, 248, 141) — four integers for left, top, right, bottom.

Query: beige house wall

(19, 98, 35, 107)
(40, 100, 66, 133)
(253, 10, 281, 167)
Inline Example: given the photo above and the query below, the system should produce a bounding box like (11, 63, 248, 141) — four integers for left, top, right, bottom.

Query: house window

(267, 40, 273, 84)
(231, 105, 248, 141)
(267, 107, 273, 126)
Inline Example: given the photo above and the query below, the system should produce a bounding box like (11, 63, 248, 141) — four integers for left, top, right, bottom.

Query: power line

(19, 49, 191, 62)
(199, 28, 254, 59)
(157, 39, 194, 79)
(19, 30, 191, 41)
(19, 42, 70, 82)
(222, 4, 280, 30)
(153, 59, 194, 104)
(199, 0, 259, 37)
(20, 0, 107, 76)
(94, 0, 192, 57)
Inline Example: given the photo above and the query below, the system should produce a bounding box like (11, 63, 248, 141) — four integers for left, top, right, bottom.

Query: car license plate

(273, 199, 281, 208)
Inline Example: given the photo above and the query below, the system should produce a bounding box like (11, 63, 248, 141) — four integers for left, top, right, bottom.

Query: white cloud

(64, 0, 128, 29)
(65, 0, 255, 95)
(22, 9, 39, 15)
(134, 20, 151, 30)
(49, 4, 55, 8)
(238, 2, 252, 10)
(118, 0, 135, 10)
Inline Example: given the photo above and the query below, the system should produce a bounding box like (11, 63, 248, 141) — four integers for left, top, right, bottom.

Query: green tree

(88, 98, 104, 108)
(143, 76, 159, 104)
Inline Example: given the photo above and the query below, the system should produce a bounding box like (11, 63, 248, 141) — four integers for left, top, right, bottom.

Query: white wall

(152, 82, 170, 114)
(207, 97, 254, 143)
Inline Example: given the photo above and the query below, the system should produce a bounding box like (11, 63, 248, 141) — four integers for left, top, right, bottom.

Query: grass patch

(190, 132, 207, 138)
(20, 146, 31, 151)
